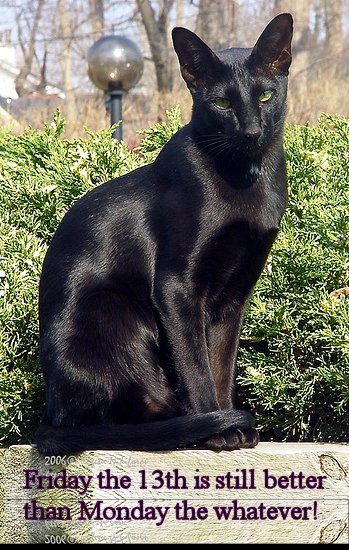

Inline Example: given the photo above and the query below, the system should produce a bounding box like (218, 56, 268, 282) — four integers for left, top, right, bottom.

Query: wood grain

(1, 443, 348, 544)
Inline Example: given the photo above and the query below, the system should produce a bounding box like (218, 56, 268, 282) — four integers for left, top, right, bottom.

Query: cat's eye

(213, 97, 231, 110)
(259, 90, 273, 103)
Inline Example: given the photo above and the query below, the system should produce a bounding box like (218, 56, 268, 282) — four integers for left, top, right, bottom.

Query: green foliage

(0, 109, 348, 445)
(137, 105, 182, 162)
(239, 115, 349, 441)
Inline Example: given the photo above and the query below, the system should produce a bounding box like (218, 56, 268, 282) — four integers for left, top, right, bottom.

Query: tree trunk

(58, 0, 76, 122)
(136, 0, 174, 93)
(15, 0, 45, 97)
(89, 0, 104, 39)
(324, 0, 343, 56)
(195, 0, 236, 50)
(176, 0, 183, 27)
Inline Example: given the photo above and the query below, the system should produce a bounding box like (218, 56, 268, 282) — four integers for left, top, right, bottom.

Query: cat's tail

(35, 409, 252, 455)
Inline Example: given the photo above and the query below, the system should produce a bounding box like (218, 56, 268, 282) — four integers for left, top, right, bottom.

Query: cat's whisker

(196, 135, 234, 155)
(217, 144, 235, 159)
(198, 143, 230, 155)
(202, 141, 232, 156)
(196, 136, 228, 146)
(196, 133, 226, 140)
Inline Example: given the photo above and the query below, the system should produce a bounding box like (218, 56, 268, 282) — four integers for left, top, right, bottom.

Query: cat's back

(39, 163, 160, 318)
(49, 125, 192, 247)
(46, 163, 154, 253)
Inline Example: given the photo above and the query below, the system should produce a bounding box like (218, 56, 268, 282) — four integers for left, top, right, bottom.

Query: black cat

(35, 13, 293, 454)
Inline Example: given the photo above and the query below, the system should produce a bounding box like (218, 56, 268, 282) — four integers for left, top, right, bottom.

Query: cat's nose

(244, 127, 262, 140)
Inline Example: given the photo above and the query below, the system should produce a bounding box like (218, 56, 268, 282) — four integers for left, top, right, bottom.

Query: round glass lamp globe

(87, 35, 144, 92)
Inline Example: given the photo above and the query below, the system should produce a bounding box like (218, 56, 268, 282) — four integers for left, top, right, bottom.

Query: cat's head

(172, 14, 293, 158)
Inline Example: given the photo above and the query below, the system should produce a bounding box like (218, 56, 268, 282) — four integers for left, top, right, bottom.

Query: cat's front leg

(154, 286, 221, 415)
(207, 311, 243, 409)
(206, 309, 259, 450)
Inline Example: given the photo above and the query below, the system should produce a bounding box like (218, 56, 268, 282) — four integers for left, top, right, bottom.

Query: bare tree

(15, 0, 45, 97)
(175, 0, 183, 27)
(136, 0, 175, 94)
(35, 48, 48, 93)
(58, 0, 76, 120)
(324, 0, 343, 56)
(89, 0, 105, 38)
(195, 0, 236, 50)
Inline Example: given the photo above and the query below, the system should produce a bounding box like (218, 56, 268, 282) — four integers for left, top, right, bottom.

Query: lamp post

(87, 35, 144, 140)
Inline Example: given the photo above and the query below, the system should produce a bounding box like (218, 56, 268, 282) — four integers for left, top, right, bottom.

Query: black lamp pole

(108, 90, 123, 140)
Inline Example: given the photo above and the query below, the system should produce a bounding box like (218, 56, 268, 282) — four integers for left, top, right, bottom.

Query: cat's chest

(195, 142, 288, 232)
(195, 216, 277, 277)
(192, 183, 284, 305)
(202, 179, 285, 237)
(193, 218, 278, 317)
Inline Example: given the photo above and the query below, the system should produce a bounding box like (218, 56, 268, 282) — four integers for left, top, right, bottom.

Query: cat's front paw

(223, 427, 259, 450)
(199, 427, 259, 451)
(201, 433, 227, 452)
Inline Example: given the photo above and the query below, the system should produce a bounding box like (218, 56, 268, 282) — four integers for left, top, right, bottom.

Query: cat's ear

(172, 27, 220, 91)
(250, 13, 293, 75)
